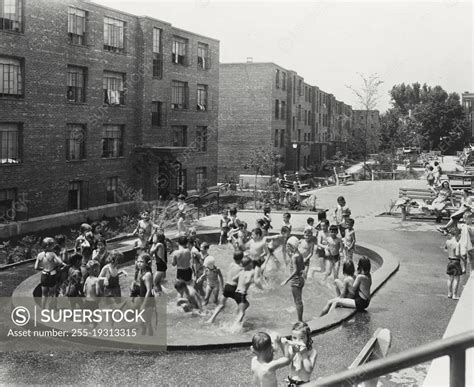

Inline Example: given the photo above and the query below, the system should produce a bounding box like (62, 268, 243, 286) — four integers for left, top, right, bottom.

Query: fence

(185, 191, 220, 219)
(311, 331, 474, 387)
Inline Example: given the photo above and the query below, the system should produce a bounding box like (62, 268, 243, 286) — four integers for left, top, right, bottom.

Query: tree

(243, 145, 282, 208)
(388, 83, 470, 154)
(346, 73, 384, 172)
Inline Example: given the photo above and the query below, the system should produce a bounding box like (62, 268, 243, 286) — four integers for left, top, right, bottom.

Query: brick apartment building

(218, 62, 352, 181)
(0, 0, 219, 220)
(462, 92, 474, 140)
(351, 110, 381, 155)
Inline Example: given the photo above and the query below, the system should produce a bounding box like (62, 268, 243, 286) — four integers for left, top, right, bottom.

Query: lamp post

(292, 143, 298, 174)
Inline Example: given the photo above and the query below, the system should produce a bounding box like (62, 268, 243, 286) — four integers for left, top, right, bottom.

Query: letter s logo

(11, 306, 30, 327)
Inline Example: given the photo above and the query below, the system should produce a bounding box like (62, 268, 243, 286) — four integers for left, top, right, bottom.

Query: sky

(92, 0, 473, 113)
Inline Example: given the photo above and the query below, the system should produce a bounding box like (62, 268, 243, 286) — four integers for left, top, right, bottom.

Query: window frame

(0, 122, 21, 165)
(195, 126, 208, 152)
(151, 101, 162, 127)
(106, 176, 120, 203)
(101, 125, 124, 158)
(172, 36, 188, 66)
(0, 56, 23, 98)
(0, 0, 23, 33)
(172, 125, 187, 147)
(171, 81, 188, 110)
(196, 84, 208, 111)
(103, 16, 125, 53)
(103, 71, 125, 106)
(197, 42, 210, 70)
(67, 65, 86, 103)
(66, 124, 86, 161)
(68, 7, 86, 45)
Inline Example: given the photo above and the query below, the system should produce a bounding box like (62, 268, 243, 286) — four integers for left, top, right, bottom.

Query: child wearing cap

(281, 236, 305, 322)
(197, 249, 224, 305)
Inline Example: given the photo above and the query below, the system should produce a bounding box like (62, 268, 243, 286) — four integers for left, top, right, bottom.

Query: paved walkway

(0, 180, 470, 386)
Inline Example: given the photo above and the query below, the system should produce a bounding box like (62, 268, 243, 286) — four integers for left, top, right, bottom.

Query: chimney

(246, 57, 253, 63)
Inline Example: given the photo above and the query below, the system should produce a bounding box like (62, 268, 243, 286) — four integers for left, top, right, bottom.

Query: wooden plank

(349, 328, 391, 369)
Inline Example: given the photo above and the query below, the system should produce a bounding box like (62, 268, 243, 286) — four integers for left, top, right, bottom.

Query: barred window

(197, 43, 210, 69)
(68, 7, 86, 45)
(197, 84, 207, 111)
(171, 81, 188, 110)
(0, 56, 22, 97)
(67, 66, 86, 103)
(276, 69, 280, 89)
(151, 101, 162, 127)
(196, 167, 206, 189)
(66, 124, 86, 161)
(0, 123, 20, 164)
(172, 126, 187, 147)
(104, 17, 124, 52)
(196, 126, 207, 152)
(102, 125, 123, 158)
(0, 188, 17, 221)
(275, 99, 279, 119)
(172, 37, 187, 65)
(281, 72, 286, 91)
(103, 71, 124, 105)
(0, 0, 22, 32)
(106, 176, 119, 203)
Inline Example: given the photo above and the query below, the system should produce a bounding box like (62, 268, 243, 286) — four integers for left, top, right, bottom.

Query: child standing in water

(219, 209, 230, 245)
(208, 251, 243, 323)
(281, 236, 305, 322)
(325, 225, 343, 280)
(83, 260, 101, 326)
(171, 236, 193, 284)
(250, 332, 291, 387)
(283, 212, 292, 234)
(175, 279, 203, 312)
(343, 218, 356, 262)
(333, 196, 349, 238)
(283, 322, 318, 385)
(264, 226, 291, 269)
(197, 255, 224, 306)
(233, 256, 263, 323)
(299, 227, 316, 279)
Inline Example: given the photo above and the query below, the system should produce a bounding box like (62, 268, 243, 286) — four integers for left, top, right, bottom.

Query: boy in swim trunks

(299, 227, 316, 279)
(445, 231, 462, 299)
(208, 251, 243, 323)
(326, 225, 343, 280)
(343, 218, 356, 262)
(174, 279, 202, 312)
(264, 226, 291, 269)
(246, 228, 268, 276)
(232, 256, 263, 323)
(171, 236, 193, 284)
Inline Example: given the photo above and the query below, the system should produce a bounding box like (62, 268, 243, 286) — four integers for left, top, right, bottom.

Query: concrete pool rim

(10, 230, 400, 350)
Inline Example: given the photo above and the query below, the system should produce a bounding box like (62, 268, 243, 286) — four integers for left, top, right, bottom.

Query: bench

(371, 170, 401, 181)
(333, 167, 351, 185)
(397, 187, 464, 220)
(277, 179, 310, 192)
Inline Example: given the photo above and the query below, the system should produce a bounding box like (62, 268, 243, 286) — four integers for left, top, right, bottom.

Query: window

(0, 188, 16, 221)
(275, 100, 279, 119)
(280, 130, 285, 147)
(298, 130, 301, 142)
(172, 36, 187, 65)
(197, 84, 208, 111)
(197, 43, 210, 69)
(106, 177, 119, 203)
(281, 101, 286, 120)
(103, 71, 124, 105)
(282, 72, 286, 91)
(0, 0, 22, 32)
(102, 125, 123, 158)
(196, 126, 207, 152)
(104, 17, 124, 53)
(308, 112, 311, 126)
(68, 181, 84, 210)
(68, 7, 85, 44)
(171, 81, 188, 110)
(179, 169, 187, 193)
(67, 65, 86, 103)
(274, 130, 279, 147)
(0, 56, 22, 97)
(292, 116, 295, 131)
(298, 105, 301, 121)
(172, 126, 187, 147)
(152, 28, 163, 78)
(304, 110, 307, 125)
(298, 79, 302, 96)
(195, 167, 206, 189)
(151, 101, 162, 127)
(66, 124, 86, 161)
(309, 89, 312, 103)
(275, 69, 280, 89)
(0, 123, 20, 164)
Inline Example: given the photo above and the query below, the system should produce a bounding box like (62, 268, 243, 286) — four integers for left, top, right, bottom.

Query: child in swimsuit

(99, 251, 127, 298)
(446, 231, 462, 299)
(92, 236, 109, 269)
(343, 218, 356, 262)
(150, 231, 167, 295)
(83, 260, 101, 327)
(232, 257, 263, 323)
(283, 212, 292, 234)
(175, 279, 202, 312)
(208, 251, 243, 323)
(281, 237, 305, 322)
(325, 225, 342, 280)
(251, 332, 291, 387)
(320, 260, 356, 316)
(299, 227, 315, 279)
(219, 209, 230, 245)
(264, 226, 291, 270)
(137, 254, 155, 335)
(64, 253, 83, 308)
(171, 236, 193, 284)
(197, 255, 224, 305)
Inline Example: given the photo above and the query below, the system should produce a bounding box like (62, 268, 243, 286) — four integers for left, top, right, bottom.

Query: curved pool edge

(9, 234, 400, 350)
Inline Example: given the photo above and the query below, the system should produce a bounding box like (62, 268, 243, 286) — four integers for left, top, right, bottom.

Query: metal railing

(311, 331, 474, 387)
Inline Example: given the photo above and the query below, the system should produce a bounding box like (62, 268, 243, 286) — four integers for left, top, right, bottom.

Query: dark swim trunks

(177, 267, 193, 282)
(40, 272, 58, 288)
(355, 294, 370, 311)
(223, 284, 237, 301)
(252, 258, 265, 268)
(234, 291, 249, 305)
(156, 257, 167, 272)
(446, 259, 462, 276)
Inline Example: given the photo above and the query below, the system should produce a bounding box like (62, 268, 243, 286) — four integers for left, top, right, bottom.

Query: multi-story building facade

(0, 0, 219, 220)
(218, 62, 351, 181)
(462, 92, 474, 140)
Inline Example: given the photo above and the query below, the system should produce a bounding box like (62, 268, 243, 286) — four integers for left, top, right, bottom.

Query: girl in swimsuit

(137, 254, 155, 336)
(150, 232, 168, 295)
(99, 251, 127, 299)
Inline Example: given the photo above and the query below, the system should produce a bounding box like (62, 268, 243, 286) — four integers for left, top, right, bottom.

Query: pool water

(118, 243, 372, 345)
